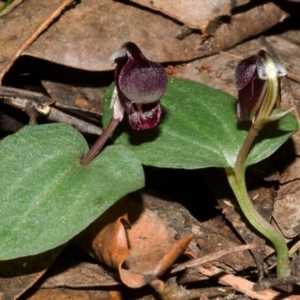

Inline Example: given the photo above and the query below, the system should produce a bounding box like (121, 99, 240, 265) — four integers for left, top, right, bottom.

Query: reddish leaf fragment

(75, 197, 191, 289)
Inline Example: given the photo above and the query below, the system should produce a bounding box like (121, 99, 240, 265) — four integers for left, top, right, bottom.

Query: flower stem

(226, 167, 291, 277)
(81, 118, 119, 165)
(234, 122, 262, 175)
(227, 121, 291, 277)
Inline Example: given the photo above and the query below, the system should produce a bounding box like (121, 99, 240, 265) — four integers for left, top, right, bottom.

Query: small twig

(24, 101, 38, 124)
(3, 97, 102, 135)
(170, 244, 258, 274)
(199, 265, 299, 300)
(254, 276, 300, 291)
(47, 108, 102, 135)
(289, 240, 300, 258)
(153, 285, 232, 300)
(0, 86, 103, 135)
(0, 85, 54, 106)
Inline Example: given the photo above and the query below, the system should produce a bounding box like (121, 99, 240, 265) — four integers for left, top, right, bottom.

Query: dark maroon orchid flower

(110, 42, 168, 130)
(234, 50, 286, 123)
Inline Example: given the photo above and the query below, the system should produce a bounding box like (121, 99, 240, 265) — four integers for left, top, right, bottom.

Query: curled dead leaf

(75, 196, 192, 290)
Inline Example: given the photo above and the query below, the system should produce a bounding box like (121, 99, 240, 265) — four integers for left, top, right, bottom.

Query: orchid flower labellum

(110, 42, 168, 130)
(234, 50, 287, 124)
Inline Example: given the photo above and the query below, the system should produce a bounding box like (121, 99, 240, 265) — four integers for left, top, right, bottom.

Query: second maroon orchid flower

(228, 50, 293, 278)
(234, 50, 291, 126)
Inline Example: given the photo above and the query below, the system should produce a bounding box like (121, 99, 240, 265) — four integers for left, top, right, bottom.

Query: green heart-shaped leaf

(0, 124, 144, 260)
(103, 78, 298, 168)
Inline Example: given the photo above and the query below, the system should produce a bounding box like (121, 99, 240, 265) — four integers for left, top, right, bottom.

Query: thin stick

(198, 265, 299, 300)
(81, 118, 119, 165)
(170, 244, 258, 274)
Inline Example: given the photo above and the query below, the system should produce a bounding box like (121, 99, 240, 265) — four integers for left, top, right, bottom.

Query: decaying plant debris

(0, 1, 300, 299)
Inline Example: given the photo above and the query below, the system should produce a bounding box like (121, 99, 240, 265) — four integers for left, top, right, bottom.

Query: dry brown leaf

(24, 0, 202, 71)
(75, 196, 192, 290)
(0, 0, 74, 83)
(23, 0, 287, 71)
(0, 246, 63, 300)
(41, 262, 119, 289)
(131, 0, 272, 34)
(130, 0, 232, 33)
(140, 190, 256, 273)
(39, 245, 120, 289)
(273, 183, 300, 239)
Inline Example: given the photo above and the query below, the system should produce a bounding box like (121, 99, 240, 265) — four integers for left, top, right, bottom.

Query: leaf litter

(23, 0, 288, 71)
(0, 0, 300, 299)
